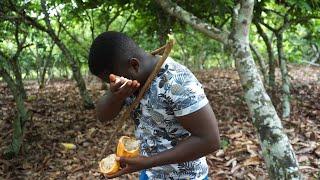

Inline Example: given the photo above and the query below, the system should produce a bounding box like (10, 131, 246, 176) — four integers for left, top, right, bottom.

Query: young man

(89, 31, 220, 180)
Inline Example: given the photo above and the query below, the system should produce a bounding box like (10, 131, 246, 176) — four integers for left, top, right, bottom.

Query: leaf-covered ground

(0, 66, 319, 179)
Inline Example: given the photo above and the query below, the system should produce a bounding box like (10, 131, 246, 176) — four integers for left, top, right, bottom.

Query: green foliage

(0, 0, 319, 81)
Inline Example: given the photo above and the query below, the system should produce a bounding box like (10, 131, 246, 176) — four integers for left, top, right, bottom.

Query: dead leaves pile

(0, 66, 319, 179)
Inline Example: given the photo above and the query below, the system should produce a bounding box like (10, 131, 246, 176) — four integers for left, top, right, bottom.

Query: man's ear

(129, 58, 140, 73)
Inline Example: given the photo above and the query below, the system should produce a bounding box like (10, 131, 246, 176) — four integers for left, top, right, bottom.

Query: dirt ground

(0, 66, 319, 179)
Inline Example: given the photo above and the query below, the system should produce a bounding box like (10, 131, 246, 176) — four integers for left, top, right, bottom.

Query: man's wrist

(108, 90, 127, 102)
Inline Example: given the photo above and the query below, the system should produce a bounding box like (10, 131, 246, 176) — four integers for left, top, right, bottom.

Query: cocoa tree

(155, 0, 300, 178)
(0, 21, 31, 158)
(1, 0, 95, 108)
(257, 3, 320, 118)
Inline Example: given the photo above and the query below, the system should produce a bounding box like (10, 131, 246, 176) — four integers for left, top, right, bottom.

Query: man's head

(88, 31, 155, 84)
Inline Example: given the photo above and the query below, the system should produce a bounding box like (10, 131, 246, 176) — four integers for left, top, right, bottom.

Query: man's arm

(107, 103, 220, 178)
(147, 103, 220, 165)
(96, 90, 126, 121)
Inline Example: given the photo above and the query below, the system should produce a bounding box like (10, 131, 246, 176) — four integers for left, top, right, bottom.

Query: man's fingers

(121, 80, 132, 88)
(111, 78, 127, 90)
(109, 74, 140, 94)
(131, 80, 137, 87)
(109, 74, 116, 82)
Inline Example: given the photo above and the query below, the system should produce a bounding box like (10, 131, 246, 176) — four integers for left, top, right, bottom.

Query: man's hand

(109, 74, 140, 100)
(96, 74, 140, 122)
(106, 156, 150, 179)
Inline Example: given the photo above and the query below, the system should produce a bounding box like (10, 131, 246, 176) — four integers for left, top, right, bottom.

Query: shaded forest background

(0, 0, 319, 179)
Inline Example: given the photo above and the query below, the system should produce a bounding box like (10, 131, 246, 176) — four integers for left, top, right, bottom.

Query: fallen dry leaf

(243, 156, 261, 166)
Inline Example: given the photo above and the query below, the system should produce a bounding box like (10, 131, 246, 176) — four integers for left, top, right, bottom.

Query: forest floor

(0, 65, 319, 179)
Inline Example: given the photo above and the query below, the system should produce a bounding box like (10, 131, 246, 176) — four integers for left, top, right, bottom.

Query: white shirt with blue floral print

(125, 57, 209, 179)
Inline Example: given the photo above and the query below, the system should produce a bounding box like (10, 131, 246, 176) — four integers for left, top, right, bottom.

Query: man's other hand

(106, 156, 150, 179)
(109, 74, 140, 100)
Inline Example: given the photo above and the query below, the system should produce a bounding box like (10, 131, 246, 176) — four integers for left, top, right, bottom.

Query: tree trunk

(199, 51, 206, 70)
(39, 58, 49, 89)
(156, 9, 171, 45)
(255, 22, 276, 96)
(156, 0, 300, 178)
(39, 35, 56, 89)
(0, 51, 27, 99)
(0, 65, 29, 158)
(175, 36, 189, 67)
(276, 33, 290, 118)
(250, 44, 268, 84)
(310, 44, 320, 64)
(10, 58, 27, 99)
(46, 59, 56, 85)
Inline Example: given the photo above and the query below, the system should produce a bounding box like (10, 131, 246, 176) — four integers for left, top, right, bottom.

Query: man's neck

(142, 54, 159, 83)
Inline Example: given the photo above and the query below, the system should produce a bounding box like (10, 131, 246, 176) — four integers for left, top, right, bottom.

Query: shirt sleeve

(167, 71, 208, 117)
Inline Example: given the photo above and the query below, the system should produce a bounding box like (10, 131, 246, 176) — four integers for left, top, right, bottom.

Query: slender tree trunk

(217, 44, 224, 68)
(255, 22, 276, 96)
(250, 44, 268, 84)
(175, 36, 189, 67)
(310, 44, 320, 63)
(46, 59, 56, 85)
(39, 33, 56, 89)
(0, 50, 27, 99)
(64, 66, 69, 79)
(0, 65, 29, 158)
(199, 51, 206, 70)
(156, 9, 171, 45)
(156, 0, 300, 178)
(10, 59, 27, 99)
(276, 33, 290, 118)
(11, 23, 28, 99)
(91, 10, 95, 42)
(39, 58, 49, 89)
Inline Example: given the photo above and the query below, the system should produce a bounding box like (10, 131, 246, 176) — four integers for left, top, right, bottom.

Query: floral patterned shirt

(126, 57, 209, 179)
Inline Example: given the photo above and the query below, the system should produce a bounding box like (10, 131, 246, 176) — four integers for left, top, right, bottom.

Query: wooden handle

(150, 44, 167, 55)
(101, 40, 174, 157)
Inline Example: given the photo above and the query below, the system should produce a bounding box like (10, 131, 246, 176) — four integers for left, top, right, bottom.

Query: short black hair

(88, 31, 142, 77)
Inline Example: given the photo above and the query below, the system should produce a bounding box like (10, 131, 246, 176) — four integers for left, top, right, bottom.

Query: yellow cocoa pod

(116, 136, 140, 158)
(99, 154, 120, 175)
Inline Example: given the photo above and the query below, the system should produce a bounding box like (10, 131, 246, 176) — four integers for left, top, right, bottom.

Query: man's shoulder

(163, 57, 195, 77)
(164, 57, 199, 83)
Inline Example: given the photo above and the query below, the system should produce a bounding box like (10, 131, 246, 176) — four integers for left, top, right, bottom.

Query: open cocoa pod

(99, 154, 120, 175)
(116, 136, 140, 158)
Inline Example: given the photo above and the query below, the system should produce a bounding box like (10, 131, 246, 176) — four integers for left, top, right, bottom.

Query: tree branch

(260, 20, 277, 32)
(106, 8, 122, 31)
(262, 8, 285, 17)
(0, 60, 17, 94)
(120, 11, 134, 32)
(155, 0, 229, 45)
